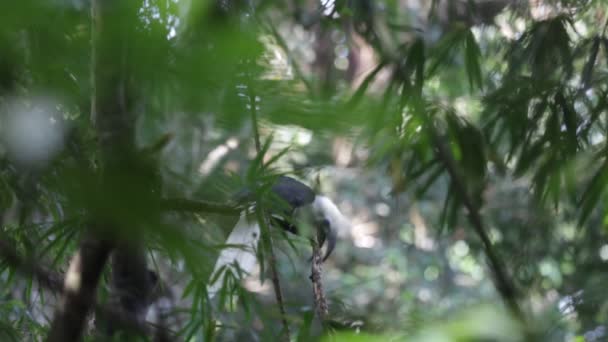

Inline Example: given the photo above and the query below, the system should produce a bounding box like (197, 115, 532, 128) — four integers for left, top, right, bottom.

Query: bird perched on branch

(207, 176, 348, 297)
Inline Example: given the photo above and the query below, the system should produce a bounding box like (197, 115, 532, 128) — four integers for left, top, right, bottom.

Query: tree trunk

(46, 0, 146, 341)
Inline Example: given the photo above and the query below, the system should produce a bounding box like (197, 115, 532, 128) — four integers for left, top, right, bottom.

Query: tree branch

(249, 82, 290, 341)
(428, 126, 525, 321)
(160, 198, 241, 215)
(257, 210, 291, 341)
(46, 235, 112, 342)
(310, 237, 328, 321)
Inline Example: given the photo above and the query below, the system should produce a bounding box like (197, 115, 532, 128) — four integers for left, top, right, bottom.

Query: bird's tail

(207, 213, 260, 298)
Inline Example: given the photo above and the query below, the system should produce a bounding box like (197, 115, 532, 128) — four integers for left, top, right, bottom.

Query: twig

(310, 238, 328, 320)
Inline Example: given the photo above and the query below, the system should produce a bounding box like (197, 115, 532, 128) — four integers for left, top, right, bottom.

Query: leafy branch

(427, 124, 525, 322)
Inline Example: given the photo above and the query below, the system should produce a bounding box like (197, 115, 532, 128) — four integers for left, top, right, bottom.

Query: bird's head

(310, 195, 349, 261)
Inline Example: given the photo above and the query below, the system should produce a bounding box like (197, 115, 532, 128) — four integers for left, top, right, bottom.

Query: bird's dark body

(270, 176, 316, 209)
(234, 176, 315, 210)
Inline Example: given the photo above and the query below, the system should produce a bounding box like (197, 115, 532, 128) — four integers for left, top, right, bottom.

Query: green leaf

(402, 38, 426, 97)
(554, 91, 578, 155)
(247, 136, 274, 182)
(415, 164, 443, 198)
(427, 27, 467, 77)
(515, 136, 546, 177)
(263, 145, 291, 171)
(296, 309, 315, 342)
(581, 36, 600, 90)
(0, 177, 13, 210)
(578, 160, 608, 225)
(347, 61, 387, 109)
(464, 30, 482, 91)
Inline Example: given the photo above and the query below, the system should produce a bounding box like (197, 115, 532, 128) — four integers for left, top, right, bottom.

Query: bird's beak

(312, 195, 348, 262)
(316, 218, 337, 261)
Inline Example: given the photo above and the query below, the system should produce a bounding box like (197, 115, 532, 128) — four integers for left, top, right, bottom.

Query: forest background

(1, 0, 608, 341)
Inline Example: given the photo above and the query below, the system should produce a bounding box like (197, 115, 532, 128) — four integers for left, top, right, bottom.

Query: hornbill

(207, 176, 348, 297)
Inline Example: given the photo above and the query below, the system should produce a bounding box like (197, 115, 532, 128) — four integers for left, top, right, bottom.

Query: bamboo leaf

(427, 27, 467, 77)
(555, 91, 578, 155)
(515, 137, 546, 177)
(347, 61, 387, 109)
(578, 161, 608, 225)
(464, 30, 483, 91)
(581, 36, 600, 90)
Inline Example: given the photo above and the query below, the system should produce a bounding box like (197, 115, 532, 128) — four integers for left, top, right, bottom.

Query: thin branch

(249, 82, 290, 340)
(377, 27, 526, 320)
(160, 198, 241, 215)
(428, 126, 525, 321)
(256, 210, 290, 341)
(249, 83, 262, 153)
(601, 14, 608, 36)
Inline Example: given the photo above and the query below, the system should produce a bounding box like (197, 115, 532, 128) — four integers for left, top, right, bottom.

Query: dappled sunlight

(64, 251, 83, 294)
(243, 264, 273, 295)
(198, 137, 239, 176)
(350, 221, 379, 249)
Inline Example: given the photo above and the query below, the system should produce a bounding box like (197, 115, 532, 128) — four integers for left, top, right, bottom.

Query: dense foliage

(1, 0, 608, 341)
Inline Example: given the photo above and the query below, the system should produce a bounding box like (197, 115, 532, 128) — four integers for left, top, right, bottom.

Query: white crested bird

(207, 176, 348, 298)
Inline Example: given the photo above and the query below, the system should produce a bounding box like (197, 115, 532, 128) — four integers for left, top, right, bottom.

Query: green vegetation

(1, 0, 608, 341)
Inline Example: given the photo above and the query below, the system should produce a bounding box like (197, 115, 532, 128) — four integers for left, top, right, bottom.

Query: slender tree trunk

(46, 1, 143, 340)
(46, 236, 112, 341)
(93, 0, 156, 336)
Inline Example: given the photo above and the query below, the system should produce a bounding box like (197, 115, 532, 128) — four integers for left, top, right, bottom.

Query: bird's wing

(207, 213, 260, 298)
(272, 176, 316, 208)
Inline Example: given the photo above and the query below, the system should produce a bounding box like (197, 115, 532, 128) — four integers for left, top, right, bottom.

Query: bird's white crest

(207, 213, 260, 298)
(312, 195, 349, 231)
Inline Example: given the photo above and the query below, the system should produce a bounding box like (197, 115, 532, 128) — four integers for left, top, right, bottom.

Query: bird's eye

(318, 218, 330, 227)
(147, 270, 158, 284)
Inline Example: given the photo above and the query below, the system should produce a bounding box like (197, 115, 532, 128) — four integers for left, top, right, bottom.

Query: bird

(207, 176, 348, 298)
